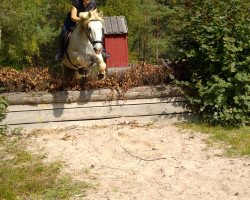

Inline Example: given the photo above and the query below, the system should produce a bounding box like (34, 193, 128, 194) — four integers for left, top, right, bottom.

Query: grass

(0, 134, 90, 200)
(177, 123, 250, 157)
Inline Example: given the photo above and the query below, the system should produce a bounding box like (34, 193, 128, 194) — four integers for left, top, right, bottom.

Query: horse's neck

(71, 26, 92, 49)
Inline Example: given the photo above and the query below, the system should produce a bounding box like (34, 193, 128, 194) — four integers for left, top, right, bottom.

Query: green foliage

(0, 0, 70, 68)
(101, 0, 178, 63)
(0, 92, 8, 121)
(0, 87, 8, 136)
(0, 0, 179, 66)
(175, 0, 250, 126)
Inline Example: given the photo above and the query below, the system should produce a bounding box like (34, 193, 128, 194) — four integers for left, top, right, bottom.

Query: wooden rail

(0, 85, 197, 130)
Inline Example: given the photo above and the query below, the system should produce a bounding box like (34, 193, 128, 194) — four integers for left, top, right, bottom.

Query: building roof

(103, 16, 128, 35)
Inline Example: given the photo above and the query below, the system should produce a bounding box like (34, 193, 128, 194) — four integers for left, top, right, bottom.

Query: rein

(65, 50, 94, 71)
(80, 20, 103, 46)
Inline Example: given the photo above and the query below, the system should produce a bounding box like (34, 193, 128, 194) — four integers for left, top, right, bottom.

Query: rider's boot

(55, 32, 67, 61)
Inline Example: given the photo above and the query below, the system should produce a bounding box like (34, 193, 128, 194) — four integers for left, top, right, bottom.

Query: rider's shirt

(72, 0, 97, 16)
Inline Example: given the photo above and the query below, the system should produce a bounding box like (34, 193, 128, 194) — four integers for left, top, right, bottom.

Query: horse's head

(79, 9, 104, 54)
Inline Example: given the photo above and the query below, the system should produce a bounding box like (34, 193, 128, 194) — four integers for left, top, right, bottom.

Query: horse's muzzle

(93, 45, 103, 54)
(92, 41, 103, 54)
(94, 48, 102, 54)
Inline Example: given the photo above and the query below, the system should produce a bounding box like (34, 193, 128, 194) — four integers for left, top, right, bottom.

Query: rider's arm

(71, 6, 81, 22)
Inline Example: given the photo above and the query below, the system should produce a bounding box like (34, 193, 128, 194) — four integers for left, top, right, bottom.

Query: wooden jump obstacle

(0, 85, 197, 130)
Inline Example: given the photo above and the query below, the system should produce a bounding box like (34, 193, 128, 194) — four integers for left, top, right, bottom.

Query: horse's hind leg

(62, 65, 75, 82)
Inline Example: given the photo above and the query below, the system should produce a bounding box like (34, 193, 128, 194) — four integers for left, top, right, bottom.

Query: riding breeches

(59, 13, 77, 55)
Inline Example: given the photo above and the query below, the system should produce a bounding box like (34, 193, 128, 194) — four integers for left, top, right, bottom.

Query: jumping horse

(62, 9, 106, 80)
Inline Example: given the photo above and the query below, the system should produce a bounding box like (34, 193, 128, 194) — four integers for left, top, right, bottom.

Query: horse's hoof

(78, 68, 90, 78)
(98, 73, 106, 80)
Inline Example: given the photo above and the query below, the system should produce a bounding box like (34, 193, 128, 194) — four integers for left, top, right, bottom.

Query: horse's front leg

(90, 53, 106, 80)
(95, 53, 106, 74)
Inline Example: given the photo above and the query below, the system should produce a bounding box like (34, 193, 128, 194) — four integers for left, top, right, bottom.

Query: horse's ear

(99, 11, 103, 18)
(79, 12, 89, 20)
(79, 11, 92, 20)
(88, 11, 92, 18)
(92, 9, 103, 17)
(92, 9, 97, 14)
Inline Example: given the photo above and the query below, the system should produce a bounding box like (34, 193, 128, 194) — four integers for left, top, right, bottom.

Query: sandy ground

(26, 121, 250, 200)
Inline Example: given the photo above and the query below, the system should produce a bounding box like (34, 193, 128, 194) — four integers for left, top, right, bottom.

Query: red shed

(103, 16, 129, 68)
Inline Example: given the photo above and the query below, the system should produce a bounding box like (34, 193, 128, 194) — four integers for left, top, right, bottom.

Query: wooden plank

(111, 17, 119, 34)
(104, 16, 128, 34)
(7, 97, 186, 112)
(1, 101, 191, 125)
(0, 86, 185, 105)
(117, 17, 127, 33)
(8, 113, 199, 131)
(104, 17, 112, 34)
(121, 17, 128, 33)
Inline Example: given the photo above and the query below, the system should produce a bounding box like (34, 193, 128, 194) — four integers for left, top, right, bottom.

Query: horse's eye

(88, 28, 91, 32)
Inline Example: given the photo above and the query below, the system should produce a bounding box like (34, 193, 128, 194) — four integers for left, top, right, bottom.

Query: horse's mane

(79, 9, 103, 25)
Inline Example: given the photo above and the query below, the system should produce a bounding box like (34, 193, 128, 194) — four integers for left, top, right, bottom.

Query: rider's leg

(55, 25, 68, 61)
(55, 13, 76, 61)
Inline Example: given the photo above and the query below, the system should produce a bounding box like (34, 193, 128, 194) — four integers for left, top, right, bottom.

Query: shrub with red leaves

(0, 63, 173, 93)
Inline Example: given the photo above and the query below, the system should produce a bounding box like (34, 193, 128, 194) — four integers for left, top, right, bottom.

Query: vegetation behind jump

(0, 0, 249, 126)
(174, 0, 250, 126)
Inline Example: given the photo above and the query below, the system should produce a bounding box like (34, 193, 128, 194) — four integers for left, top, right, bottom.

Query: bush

(0, 64, 171, 93)
(0, 91, 8, 135)
(0, 92, 8, 120)
(175, 0, 250, 126)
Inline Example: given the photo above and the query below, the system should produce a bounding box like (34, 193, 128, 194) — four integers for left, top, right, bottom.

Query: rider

(55, 0, 97, 61)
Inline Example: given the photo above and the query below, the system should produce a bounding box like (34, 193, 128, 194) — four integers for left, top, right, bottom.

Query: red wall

(104, 34, 129, 68)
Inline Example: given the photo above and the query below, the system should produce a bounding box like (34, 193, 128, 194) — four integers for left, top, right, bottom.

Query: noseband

(81, 20, 103, 47)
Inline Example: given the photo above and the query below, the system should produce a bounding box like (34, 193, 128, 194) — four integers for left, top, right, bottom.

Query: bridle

(80, 20, 103, 47)
(65, 19, 103, 72)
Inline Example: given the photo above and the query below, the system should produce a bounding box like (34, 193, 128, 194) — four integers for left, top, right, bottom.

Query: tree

(0, 0, 70, 68)
(175, 0, 250, 125)
(101, 0, 177, 63)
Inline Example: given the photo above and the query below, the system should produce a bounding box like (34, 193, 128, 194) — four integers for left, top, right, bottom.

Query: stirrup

(55, 53, 63, 61)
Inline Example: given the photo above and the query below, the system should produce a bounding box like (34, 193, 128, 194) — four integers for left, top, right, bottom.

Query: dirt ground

(26, 121, 250, 200)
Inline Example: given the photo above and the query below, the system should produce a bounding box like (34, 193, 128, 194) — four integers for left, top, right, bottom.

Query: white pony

(62, 9, 106, 80)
